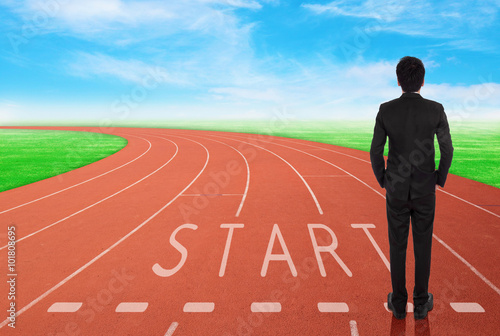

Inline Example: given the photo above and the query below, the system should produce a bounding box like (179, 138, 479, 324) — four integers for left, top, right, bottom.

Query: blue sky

(0, 0, 499, 123)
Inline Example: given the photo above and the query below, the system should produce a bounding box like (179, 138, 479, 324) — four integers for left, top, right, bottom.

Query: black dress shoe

(387, 293, 406, 319)
(414, 293, 433, 320)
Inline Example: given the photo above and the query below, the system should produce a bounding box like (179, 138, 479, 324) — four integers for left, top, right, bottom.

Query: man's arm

(436, 106, 454, 187)
(370, 108, 387, 188)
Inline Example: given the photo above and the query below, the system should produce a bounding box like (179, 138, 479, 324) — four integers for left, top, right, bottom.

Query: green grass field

(0, 129, 127, 192)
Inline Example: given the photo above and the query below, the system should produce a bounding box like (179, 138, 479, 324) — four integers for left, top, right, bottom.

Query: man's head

(396, 56, 425, 93)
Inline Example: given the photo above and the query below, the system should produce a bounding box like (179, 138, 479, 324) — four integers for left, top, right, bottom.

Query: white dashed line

(164, 322, 179, 336)
(450, 302, 485, 313)
(251, 302, 281, 313)
(349, 320, 359, 336)
(384, 302, 414, 312)
(317, 302, 349, 312)
(183, 302, 215, 313)
(115, 302, 148, 312)
(47, 302, 82, 312)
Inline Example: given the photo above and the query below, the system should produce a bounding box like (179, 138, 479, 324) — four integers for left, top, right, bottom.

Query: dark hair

(396, 56, 425, 92)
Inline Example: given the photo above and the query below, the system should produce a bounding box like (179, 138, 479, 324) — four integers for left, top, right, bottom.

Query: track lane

(178, 134, 250, 218)
(214, 131, 500, 293)
(0, 136, 176, 249)
(269, 134, 500, 217)
(1, 127, 498, 335)
(0, 135, 174, 246)
(205, 133, 324, 215)
(5, 130, 337, 335)
(195, 130, 499, 335)
(0, 135, 207, 331)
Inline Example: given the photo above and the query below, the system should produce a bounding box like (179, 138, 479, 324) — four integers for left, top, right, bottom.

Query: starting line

(47, 301, 484, 313)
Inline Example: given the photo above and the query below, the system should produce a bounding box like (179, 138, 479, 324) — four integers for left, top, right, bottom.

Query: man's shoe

(387, 293, 406, 319)
(414, 293, 433, 320)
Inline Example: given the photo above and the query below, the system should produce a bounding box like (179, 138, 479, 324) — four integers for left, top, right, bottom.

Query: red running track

(0, 126, 499, 336)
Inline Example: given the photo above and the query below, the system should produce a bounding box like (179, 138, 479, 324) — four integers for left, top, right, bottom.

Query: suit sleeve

(370, 108, 387, 188)
(436, 106, 454, 187)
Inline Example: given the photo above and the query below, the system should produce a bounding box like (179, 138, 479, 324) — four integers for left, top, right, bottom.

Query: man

(370, 56, 454, 320)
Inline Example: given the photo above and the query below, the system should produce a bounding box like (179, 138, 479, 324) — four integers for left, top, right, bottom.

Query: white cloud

(201, 59, 499, 120)
(199, 0, 263, 9)
(302, 0, 500, 41)
(210, 87, 283, 102)
(0, 101, 21, 123)
(2, 0, 497, 121)
(4, 0, 269, 41)
(67, 52, 189, 85)
(425, 82, 500, 120)
(302, 0, 406, 21)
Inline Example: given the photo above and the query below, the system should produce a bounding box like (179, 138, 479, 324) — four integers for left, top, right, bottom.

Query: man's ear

(397, 80, 401, 87)
(422, 78, 425, 87)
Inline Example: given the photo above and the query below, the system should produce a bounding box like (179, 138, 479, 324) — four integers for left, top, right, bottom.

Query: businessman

(370, 56, 454, 320)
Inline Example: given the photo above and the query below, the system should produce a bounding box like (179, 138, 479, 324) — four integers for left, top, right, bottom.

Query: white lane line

(0, 137, 178, 251)
(225, 134, 384, 199)
(384, 302, 414, 313)
(450, 302, 485, 313)
(349, 320, 359, 336)
(165, 322, 179, 336)
(438, 189, 500, 219)
(0, 135, 151, 215)
(227, 134, 500, 296)
(180, 134, 250, 218)
(251, 302, 281, 313)
(47, 302, 82, 313)
(208, 134, 323, 215)
(270, 136, 371, 164)
(115, 302, 148, 312)
(252, 134, 500, 220)
(183, 302, 215, 313)
(317, 302, 349, 312)
(0, 136, 210, 329)
(432, 234, 500, 296)
(351, 224, 390, 271)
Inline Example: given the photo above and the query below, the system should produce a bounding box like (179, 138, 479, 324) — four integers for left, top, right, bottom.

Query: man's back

(370, 56, 454, 321)
(370, 92, 453, 200)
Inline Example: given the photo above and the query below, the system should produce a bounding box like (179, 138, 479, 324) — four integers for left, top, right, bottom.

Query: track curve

(0, 126, 498, 336)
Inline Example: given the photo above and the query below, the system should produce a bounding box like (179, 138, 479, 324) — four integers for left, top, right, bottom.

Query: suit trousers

(386, 191, 435, 312)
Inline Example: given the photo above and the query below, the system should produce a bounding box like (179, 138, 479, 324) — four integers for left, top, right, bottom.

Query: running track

(0, 126, 498, 336)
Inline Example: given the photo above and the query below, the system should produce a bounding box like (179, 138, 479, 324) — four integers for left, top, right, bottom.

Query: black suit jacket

(370, 92, 454, 200)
